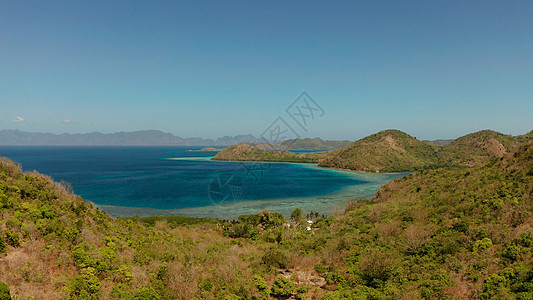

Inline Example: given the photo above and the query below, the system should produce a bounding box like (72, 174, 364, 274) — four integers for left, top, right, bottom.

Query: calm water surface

(0, 146, 408, 218)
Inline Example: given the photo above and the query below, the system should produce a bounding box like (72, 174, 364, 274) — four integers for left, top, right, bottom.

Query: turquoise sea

(0, 146, 408, 219)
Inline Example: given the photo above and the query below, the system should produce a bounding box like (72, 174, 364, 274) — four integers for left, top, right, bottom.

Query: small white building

(306, 220, 313, 230)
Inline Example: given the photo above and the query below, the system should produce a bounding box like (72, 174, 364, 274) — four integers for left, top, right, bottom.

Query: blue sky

(1, 1, 532, 140)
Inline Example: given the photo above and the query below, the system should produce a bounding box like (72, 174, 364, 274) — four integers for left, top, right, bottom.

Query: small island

(199, 147, 225, 151)
(212, 144, 319, 163)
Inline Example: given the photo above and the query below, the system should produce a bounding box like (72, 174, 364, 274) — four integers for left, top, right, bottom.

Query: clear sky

(1, 1, 532, 141)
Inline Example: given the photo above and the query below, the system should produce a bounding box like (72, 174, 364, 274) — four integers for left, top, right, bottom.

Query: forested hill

(317, 129, 441, 172)
(212, 143, 319, 162)
(214, 129, 533, 173)
(438, 130, 522, 167)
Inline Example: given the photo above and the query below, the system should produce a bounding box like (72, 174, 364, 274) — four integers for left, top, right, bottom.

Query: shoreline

(209, 157, 411, 174)
(96, 166, 409, 220)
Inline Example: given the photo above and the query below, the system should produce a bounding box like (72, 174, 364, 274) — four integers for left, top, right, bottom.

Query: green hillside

(438, 130, 520, 167)
(518, 130, 533, 143)
(361, 141, 533, 298)
(318, 129, 441, 172)
(213, 129, 533, 173)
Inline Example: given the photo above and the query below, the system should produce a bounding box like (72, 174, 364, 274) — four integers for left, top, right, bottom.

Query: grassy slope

(438, 130, 521, 167)
(518, 130, 533, 143)
(307, 142, 533, 299)
(318, 129, 441, 172)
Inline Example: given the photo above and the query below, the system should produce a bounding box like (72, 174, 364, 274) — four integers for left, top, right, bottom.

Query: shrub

(402, 215, 414, 222)
(482, 197, 504, 210)
(261, 248, 289, 269)
(324, 272, 346, 285)
(314, 264, 328, 274)
(358, 250, 397, 284)
(72, 242, 95, 268)
(271, 276, 295, 298)
(134, 287, 160, 299)
(0, 233, 5, 254)
(64, 267, 101, 299)
(474, 230, 488, 240)
(258, 210, 286, 228)
(0, 192, 12, 209)
(0, 158, 22, 178)
(4, 230, 19, 247)
(473, 238, 493, 252)
(40, 205, 56, 219)
(115, 264, 133, 283)
(0, 281, 11, 300)
(452, 221, 469, 233)
(438, 233, 465, 256)
(95, 245, 116, 273)
(5, 220, 20, 230)
(501, 244, 526, 261)
(224, 223, 259, 240)
(519, 232, 533, 247)
(237, 214, 261, 226)
(253, 275, 270, 299)
(313, 216, 336, 228)
(110, 283, 133, 299)
(263, 229, 283, 243)
(465, 262, 487, 281)
(419, 273, 449, 299)
(291, 208, 303, 222)
(295, 286, 309, 300)
(480, 273, 509, 299)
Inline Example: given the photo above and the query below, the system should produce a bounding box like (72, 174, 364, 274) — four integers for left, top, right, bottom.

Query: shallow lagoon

(0, 146, 408, 219)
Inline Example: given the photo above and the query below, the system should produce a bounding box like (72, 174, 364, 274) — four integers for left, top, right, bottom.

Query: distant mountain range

(0, 129, 262, 146)
(0, 129, 355, 149)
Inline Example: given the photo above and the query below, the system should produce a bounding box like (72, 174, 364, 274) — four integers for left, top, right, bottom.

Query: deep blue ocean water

(0, 146, 407, 218)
